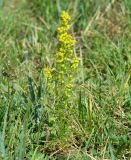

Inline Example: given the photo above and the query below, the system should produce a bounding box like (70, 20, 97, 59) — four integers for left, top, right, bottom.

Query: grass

(0, 0, 131, 159)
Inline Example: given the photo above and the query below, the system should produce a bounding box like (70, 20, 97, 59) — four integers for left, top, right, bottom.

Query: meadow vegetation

(0, 0, 131, 159)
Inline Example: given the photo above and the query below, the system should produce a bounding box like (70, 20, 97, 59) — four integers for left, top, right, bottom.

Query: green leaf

(28, 76, 36, 103)
(109, 142, 115, 160)
(0, 133, 5, 158)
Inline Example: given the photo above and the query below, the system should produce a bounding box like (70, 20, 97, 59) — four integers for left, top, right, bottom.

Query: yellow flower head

(43, 67, 52, 80)
(56, 52, 65, 58)
(57, 25, 70, 33)
(58, 33, 76, 47)
(66, 83, 74, 89)
(71, 57, 80, 69)
(61, 11, 71, 24)
(72, 57, 80, 64)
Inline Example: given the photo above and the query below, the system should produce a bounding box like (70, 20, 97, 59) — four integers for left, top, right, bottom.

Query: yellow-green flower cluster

(55, 11, 80, 98)
(71, 57, 80, 69)
(61, 11, 71, 24)
(43, 68, 52, 80)
(58, 33, 76, 47)
(44, 11, 80, 100)
(65, 83, 74, 98)
(57, 11, 76, 58)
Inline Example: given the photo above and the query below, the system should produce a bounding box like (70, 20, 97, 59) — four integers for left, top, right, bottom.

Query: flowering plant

(44, 11, 80, 111)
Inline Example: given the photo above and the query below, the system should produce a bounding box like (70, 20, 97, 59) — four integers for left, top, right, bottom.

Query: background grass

(0, 0, 131, 159)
